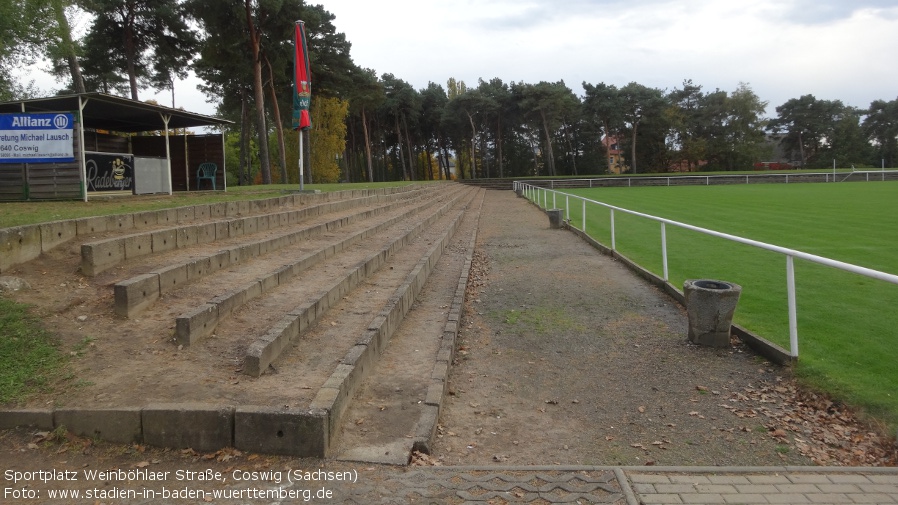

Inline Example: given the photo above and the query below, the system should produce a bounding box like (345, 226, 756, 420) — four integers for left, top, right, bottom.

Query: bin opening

(693, 280, 732, 290)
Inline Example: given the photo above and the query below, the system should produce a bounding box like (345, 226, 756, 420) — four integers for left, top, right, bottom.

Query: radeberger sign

(0, 112, 75, 163)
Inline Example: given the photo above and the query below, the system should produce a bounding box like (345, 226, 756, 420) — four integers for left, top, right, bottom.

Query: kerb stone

(114, 273, 160, 317)
(175, 303, 219, 346)
(142, 404, 234, 452)
(54, 407, 142, 444)
(123, 233, 152, 260)
(40, 220, 77, 253)
(0, 409, 54, 429)
(81, 239, 124, 276)
(0, 226, 41, 273)
(234, 407, 327, 457)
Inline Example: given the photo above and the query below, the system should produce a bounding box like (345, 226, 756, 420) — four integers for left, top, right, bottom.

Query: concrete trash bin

(683, 279, 742, 347)
(547, 209, 564, 228)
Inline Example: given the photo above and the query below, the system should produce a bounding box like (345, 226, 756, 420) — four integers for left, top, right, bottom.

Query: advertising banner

(0, 113, 75, 163)
(85, 152, 133, 192)
(292, 20, 312, 131)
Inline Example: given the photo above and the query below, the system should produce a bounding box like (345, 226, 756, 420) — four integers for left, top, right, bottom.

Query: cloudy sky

(15, 0, 898, 118)
(317, 0, 898, 115)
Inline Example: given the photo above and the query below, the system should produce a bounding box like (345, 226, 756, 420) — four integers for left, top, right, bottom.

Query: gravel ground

(431, 190, 881, 467)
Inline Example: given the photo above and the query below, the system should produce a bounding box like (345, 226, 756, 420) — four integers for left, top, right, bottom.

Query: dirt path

(432, 190, 815, 467)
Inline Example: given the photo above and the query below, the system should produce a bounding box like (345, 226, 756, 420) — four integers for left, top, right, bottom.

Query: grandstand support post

(661, 222, 669, 281)
(787, 255, 799, 358)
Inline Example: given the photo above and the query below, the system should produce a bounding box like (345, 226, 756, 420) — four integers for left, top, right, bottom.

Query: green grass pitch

(555, 181, 898, 433)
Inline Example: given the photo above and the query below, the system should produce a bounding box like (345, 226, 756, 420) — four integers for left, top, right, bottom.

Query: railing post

(565, 195, 570, 221)
(661, 222, 669, 281)
(787, 254, 799, 358)
(582, 199, 586, 232)
(610, 208, 616, 251)
(552, 191, 556, 210)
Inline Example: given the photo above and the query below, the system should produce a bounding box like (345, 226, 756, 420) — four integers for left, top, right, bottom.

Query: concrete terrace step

(114, 186, 454, 318)
(171, 186, 466, 346)
(456, 179, 515, 190)
(300, 189, 483, 457)
(240, 187, 476, 375)
(0, 184, 482, 458)
(81, 186, 429, 276)
(331, 187, 484, 465)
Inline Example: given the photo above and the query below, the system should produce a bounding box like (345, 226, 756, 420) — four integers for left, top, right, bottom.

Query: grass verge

(0, 296, 67, 404)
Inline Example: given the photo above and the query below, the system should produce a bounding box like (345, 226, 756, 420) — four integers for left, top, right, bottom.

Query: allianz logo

(10, 114, 70, 129)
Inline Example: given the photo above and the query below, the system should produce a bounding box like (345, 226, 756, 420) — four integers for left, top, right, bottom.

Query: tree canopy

(3, 0, 895, 182)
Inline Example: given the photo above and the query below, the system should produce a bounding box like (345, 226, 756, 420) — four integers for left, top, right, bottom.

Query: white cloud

(323, 0, 898, 109)
(12, 0, 898, 118)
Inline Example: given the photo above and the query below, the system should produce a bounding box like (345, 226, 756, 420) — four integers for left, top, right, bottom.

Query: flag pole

(299, 130, 304, 190)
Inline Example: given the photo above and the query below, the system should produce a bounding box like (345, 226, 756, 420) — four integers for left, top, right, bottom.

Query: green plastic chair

(197, 162, 217, 190)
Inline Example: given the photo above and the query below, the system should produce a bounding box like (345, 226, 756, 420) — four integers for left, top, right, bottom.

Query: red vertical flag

(292, 20, 311, 130)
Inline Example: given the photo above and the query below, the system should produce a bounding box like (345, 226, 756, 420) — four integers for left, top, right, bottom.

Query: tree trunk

(466, 111, 477, 179)
(497, 116, 504, 178)
(401, 112, 416, 180)
(265, 55, 287, 183)
(244, 0, 272, 184)
(424, 145, 434, 180)
(439, 135, 451, 180)
(52, 0, 85, 94)
(394, 114, 408, 180)
(380, 127, 389, 181)
(123, 6, 139, 100)
(361, 108, 374, 182)
(563, 121, 577, 175)
(239, 94, 250, 185)
(631, 122, 639, 173)
(540, 110, 556, 176)
(529, 137, 539, 175)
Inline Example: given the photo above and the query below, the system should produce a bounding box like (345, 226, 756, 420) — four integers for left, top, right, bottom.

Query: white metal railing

(514, 181, 898, 358)
(517, 170, 898, 189)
